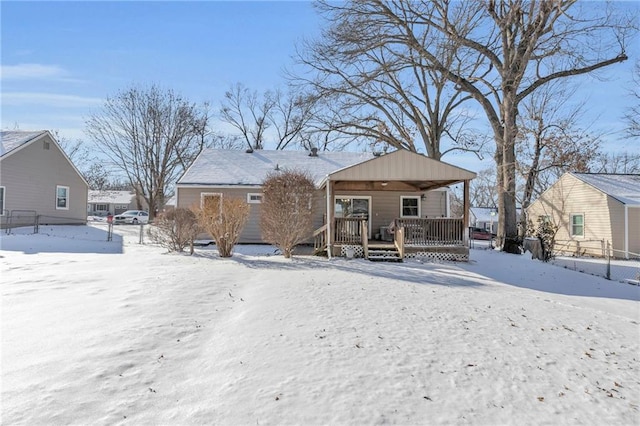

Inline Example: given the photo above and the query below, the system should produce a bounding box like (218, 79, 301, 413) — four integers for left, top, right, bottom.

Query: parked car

(470, 227, 495, 240)
(113, 210, 149, 224)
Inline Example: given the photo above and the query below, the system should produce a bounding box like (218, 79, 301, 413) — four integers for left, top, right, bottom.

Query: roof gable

(572, 173, 640, 206)
(326, 149, 476, 189)
(178, 149, 374, 187)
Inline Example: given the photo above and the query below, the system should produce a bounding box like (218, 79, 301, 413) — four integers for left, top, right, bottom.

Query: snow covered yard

(1, 225, 639, 425)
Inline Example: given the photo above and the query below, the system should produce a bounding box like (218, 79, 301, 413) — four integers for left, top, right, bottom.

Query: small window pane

(56, 186, 69, 209)
(571, 214, 584, 237)
(402, 197, 419, 217)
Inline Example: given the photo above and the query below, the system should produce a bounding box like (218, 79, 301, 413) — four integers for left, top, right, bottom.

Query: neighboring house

(470, 207, 498, 233)
(526, 172, 640, 259)
(0, 130, 89, 228)
(87, 190, 144, 216)
(176, 148, 476, 261)
(469, 206, 521, 234)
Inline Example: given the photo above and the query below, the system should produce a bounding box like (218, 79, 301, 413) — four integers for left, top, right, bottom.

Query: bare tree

(85, 85, 210, 219)
(220, 83, 315, 150)
(624, 60, 640, 138)
(591, 151, 640, 174)
(294, 2, 487, 160)
(261, 170, 316, 258)
(470, 168, 498, 209)
(516, 82, 601, 235)
(318, 1, 633, 253)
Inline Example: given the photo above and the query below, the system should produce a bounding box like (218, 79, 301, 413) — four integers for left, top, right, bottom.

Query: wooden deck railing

(334, 217, 366, 244)
(313, 224, 328, 254)
(395, 218, 464, 246)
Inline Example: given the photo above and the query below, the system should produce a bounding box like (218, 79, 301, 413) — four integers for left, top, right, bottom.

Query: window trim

(400, 196, 421, 218)
(56, 185, 70, 210)
(0, 186, 5, 216)
(570, 213, 584, 237)
(247, 193, 263, 204)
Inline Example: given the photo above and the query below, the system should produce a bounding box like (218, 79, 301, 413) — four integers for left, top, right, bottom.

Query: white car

(113, 210, 149, 224)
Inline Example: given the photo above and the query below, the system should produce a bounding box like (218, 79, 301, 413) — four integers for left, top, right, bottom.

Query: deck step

(367, 249, 402, 262)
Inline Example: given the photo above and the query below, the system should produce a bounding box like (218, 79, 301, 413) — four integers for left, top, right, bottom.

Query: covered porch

(312, 150, 476, 262)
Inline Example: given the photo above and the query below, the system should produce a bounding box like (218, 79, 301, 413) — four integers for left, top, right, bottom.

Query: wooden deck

(314, 218, 470, 262)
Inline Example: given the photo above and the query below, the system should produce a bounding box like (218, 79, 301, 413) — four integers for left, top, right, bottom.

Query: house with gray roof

(0, 130, 88, 229)
(526, 172, 640, 259)
(177, 148, 476, 261)
(87, 190, 146, 216)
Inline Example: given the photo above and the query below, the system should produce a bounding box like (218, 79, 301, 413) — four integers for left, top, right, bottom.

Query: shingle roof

(178, 149, 375, 187)
(0, 130, 47, 157)
(573, 173, 640, 206)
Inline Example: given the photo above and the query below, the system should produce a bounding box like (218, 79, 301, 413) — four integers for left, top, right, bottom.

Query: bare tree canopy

(220, 83, 315, 150)
(85, 85, 210, 218)
(516, 81, 602, 234)
(624, 60, 640, 138)
(318, 0, 635, 253)
(294, 1, 488, 160)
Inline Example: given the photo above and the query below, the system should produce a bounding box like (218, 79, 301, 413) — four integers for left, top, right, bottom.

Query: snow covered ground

(1, 224, 639, 425)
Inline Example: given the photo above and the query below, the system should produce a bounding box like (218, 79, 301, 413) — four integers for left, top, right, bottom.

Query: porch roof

(321, 149, 476, 191)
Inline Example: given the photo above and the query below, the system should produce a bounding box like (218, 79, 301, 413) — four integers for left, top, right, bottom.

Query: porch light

(381, 181, 388, 187)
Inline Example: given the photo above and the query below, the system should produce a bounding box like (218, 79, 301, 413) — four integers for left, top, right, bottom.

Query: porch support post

(326, 176, 333, 259)
(463, 180, 470, 247)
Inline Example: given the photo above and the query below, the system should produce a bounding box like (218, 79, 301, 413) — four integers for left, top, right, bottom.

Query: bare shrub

(261, 170, 315, 258)
(147, 208, 200, 254)
(196, 196, 249, 258)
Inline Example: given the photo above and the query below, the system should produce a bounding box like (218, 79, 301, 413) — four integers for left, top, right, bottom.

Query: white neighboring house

(470, 207, 498, 233)
(87, 190, 143, 216)
(0, 130, 89, 228)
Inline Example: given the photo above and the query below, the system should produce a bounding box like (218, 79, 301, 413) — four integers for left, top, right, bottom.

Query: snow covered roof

(88, 190, 136, 204)
(178, 149, 375, 187)
(0, 130, 47, 157)
(572, 173, 640, 206)
(470, 207, 498, 222)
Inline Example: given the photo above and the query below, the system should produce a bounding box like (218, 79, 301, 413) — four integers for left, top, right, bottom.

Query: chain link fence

(551, 250, 640, 284)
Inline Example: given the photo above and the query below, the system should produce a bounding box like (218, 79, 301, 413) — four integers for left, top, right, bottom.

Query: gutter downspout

(326, 176, 332, 259)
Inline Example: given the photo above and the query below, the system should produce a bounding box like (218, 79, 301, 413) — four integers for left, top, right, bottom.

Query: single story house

(526, 172, 640, 259)
(176, 148, 476, 261)
(0, 130, 88, 229)
(87, 190, 144, 216)
(470, 207, 498, 233)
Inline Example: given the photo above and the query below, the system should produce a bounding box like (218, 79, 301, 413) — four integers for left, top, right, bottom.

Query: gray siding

(178, 186, 448, 244)
(0, 134, 88, 226)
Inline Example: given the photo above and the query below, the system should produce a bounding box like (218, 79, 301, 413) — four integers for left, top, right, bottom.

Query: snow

(573, 173, 640, 206)
(0, 130, 46, 157)
(178, 149, 374, 187)
(2, 224, 639, 425)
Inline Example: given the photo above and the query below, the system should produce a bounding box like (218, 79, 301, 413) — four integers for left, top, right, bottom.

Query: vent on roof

(373, 151, 381, 157)
(275, 163, 280, 171)
(245, 148, 254, 153)
(309, 147, 318, 157)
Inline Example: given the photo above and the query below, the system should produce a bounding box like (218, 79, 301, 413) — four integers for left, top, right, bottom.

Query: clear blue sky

(1, 1, 638, 173)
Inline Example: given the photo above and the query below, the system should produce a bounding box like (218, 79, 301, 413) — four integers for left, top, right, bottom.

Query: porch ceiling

(333, 179, 460, 192)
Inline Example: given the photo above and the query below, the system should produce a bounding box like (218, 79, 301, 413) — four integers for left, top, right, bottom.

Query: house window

(56, 185, 69, 210)
(115, 204, 128, 210)
(570, 213, 584, 237)
(335, 197, 370, 220)
(201, 193, 222, 217)
(400, 196, 420, 218)
(95, 204, 109, 212)
(247, 193, 263, 204)
(0, 186, 5, 216)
